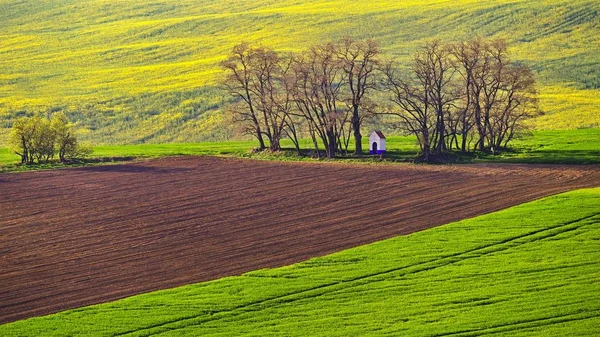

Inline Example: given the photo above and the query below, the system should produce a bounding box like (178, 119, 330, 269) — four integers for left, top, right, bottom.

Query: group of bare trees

(383, 38, 538, 160)
(221, 37, 538, 160)
(221, 38, 380, 158)
(9, 113, 91, 164)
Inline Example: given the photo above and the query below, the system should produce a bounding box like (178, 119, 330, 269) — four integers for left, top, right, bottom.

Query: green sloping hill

(2, 188, 600, 336)
(0, 0, 599, 145)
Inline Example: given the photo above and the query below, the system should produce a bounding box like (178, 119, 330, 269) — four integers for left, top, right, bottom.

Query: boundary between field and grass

(0, 129, 599, 173)
(110, 212, 600, 337)
(1, 188, 599, 336)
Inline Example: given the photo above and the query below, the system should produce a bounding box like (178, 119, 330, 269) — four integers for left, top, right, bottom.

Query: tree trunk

(20, 136, 28, 164)
(326, 129, 337, 158)
(352, 104, 362, 155)
(269, 136, 280, 151)
(309, 126, 320, 159)
(257, 134, 266, 150)
(422, 127, 430, 161)
(59, 146, 65, 163)
(483, 109, 491, 150)
(435, 112, 446, 154)
(285, 122, 302, 155)
(461, 116, 468, 152)
(475, 106, 485, 151)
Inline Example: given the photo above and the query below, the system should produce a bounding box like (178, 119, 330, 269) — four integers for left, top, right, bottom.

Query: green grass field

(2, 187, 599, 336)
(0, 0, 598, 144)
(481, 128, 600, 164)
(1, 129, 598, 172)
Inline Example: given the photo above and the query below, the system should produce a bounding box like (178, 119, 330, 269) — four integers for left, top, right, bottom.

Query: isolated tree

(9, 116, 54, 164)
(337, 37, 380, 155)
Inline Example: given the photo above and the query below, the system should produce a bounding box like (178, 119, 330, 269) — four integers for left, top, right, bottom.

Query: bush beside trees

(9, 113, 92, 164)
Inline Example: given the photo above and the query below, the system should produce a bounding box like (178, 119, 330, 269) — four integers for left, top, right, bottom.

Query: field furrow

(0, 156, 599, 324)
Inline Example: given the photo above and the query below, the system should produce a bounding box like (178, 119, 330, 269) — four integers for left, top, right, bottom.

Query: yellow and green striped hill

(0, 0, 598, 144)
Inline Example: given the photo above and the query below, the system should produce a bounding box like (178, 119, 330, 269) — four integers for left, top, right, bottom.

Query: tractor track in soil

(1, 156, 599, 324)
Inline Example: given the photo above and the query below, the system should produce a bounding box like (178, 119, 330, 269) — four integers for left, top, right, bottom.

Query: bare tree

(382, 61, 436, 160)
(221, 43, 301, 152)
(251, 46, 290, 151)
(462, 38, 539, 152)
(450, 38, 483, 152)
(337, 37, 380, 155)
(382, 41, 457, 160)
(418, 40, 457, 154)
(221, 37, 537, 160)
(488, 64, 538, 151)
(220, 43, 266, 150)
(478, 39, 507, 151)
(383, 38, 537, 158)
(278, 55, 303, 154)
(290, 43, 347, 158)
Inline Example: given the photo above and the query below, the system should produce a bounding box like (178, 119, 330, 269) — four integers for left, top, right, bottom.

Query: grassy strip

(0, 129, 599, 172)
(479, 128, 600, 164)
(2, 188, 599, 336)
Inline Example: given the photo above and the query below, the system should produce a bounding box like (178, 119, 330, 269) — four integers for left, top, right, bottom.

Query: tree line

(9, 113, 91, 164)
(221, 37, 539, 160)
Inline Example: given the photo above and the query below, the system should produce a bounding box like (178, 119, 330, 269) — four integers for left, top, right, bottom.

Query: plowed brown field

(1, 156, 599, 324)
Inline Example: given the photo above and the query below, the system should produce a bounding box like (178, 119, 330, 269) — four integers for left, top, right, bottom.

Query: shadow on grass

(478, 150, 600, 165)
(1, 148, 598, 174)
(0, 156, 138, 173)
(82, 156, 137, 163)
(224, 147, 600, 166)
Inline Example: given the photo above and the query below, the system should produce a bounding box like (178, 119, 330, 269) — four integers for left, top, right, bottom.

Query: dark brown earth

(1, 156, 599, 324)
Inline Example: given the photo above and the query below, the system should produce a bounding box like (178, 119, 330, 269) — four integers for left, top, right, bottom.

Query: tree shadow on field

(491, 150, 600, 165)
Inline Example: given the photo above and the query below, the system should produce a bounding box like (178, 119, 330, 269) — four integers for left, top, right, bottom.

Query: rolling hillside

(2, 187, 599, 336)
(0, 0, 598, 145)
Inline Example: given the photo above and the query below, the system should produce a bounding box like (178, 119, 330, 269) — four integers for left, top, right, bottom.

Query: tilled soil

(1, 156, 599, 324)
